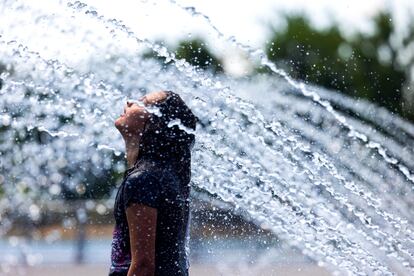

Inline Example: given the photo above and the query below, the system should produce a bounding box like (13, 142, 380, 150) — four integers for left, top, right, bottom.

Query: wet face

(114, 91, 168, 136)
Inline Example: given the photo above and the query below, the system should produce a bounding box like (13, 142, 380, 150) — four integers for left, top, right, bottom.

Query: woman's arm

(126, 203, 157, 276)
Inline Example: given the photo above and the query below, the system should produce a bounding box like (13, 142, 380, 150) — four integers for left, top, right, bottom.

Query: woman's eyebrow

(138, 96, 149, 105)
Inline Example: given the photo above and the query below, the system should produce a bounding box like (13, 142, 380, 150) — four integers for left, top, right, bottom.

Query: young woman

(109, 90, 198, 276)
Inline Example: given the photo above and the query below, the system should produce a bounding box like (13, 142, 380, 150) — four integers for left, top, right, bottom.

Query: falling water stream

(0, 0, 413, 275)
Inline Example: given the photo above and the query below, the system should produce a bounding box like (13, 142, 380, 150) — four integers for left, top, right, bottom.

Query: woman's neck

(123, 134, 142, 169)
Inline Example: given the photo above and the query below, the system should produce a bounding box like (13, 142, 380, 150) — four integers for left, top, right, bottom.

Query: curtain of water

(0, 0, 413, 275)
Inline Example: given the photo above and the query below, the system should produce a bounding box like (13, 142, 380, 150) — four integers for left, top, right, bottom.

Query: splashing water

(0, 1, 413, 275)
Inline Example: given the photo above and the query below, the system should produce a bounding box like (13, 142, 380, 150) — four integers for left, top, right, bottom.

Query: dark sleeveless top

(108, 159, 190, 276)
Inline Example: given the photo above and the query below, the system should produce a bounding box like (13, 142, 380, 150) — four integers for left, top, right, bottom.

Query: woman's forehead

(143, 91, 168, 105)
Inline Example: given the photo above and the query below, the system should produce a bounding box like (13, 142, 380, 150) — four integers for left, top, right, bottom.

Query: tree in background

(264, 12, 412, 120)
(141, 17, 414, 121)
(143, 38, 223, 74)
(175, 38, 223, 73)
(399, 23, 414, 121)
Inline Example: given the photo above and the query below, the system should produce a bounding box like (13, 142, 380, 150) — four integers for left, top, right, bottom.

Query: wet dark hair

(136, 91, 199, 186)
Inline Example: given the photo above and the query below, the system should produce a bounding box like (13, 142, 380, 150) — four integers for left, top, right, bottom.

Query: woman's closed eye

(126, 99, 147, 109)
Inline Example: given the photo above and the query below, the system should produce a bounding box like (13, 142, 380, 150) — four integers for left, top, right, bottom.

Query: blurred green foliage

(143, 38, 223, 73)
(175, 38, 223, 73)
(264, 12, 410, 118)
(153, 12, 414, 121)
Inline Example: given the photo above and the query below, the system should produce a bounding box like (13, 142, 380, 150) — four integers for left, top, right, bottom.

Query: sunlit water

(0, 1, 413, 275)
